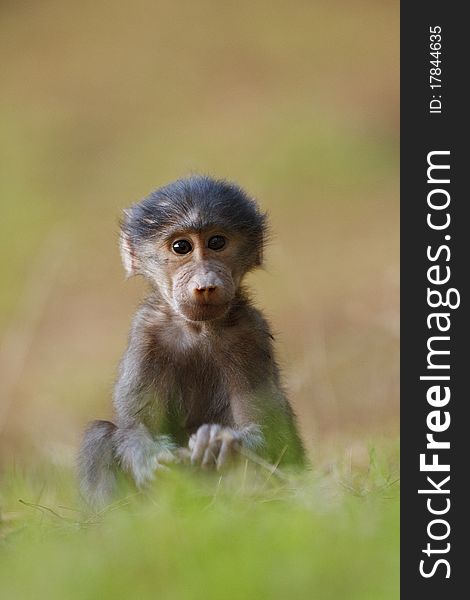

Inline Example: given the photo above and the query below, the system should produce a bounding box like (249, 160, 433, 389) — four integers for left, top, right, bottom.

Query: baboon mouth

(181, 302, 230, 322)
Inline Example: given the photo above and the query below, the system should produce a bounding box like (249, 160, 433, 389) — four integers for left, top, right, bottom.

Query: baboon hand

(189, 424, 241, 470)
(114, 428, 178, 488)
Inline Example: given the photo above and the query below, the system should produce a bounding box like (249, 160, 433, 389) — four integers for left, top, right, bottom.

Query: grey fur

(78, 176, 305, 507)
(78, 420, 117, 508)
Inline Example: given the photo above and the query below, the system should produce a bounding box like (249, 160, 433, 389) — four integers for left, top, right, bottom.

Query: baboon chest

(160, 349, 233, 436)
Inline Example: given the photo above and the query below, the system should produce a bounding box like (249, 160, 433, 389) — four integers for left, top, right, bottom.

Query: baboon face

(120, 176, 266, 322)
(152, 228, 242, 322)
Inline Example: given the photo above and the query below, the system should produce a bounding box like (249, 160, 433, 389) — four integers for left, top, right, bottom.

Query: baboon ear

(119, 210, 137, 277)
(120, 230, 137, 277)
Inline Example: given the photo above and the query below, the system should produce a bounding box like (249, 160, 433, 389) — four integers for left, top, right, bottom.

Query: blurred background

(0, 0, 399, 470)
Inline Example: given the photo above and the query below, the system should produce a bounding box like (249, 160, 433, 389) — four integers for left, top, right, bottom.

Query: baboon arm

(230, 387, 306, 466)
(111, 330, 176, 485)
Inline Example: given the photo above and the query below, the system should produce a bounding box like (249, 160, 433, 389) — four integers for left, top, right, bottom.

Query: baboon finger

(191, 424, 211, 464)
(216, 438, 232, 470)
(156, 449, 177, 464)
(202, 437, 221, 468)
(209, 424, 222, 443)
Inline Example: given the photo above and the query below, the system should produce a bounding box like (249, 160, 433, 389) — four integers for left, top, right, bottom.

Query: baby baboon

(79, 176, 305, 506)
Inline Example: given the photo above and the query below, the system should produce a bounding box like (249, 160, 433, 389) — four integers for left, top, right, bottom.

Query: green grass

(0, 445, 399, 600)
(1, 1, 399, 597)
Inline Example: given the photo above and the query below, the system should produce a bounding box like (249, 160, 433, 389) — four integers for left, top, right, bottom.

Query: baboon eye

(208, 235, 226, 251)
(172, 239, 193, 255)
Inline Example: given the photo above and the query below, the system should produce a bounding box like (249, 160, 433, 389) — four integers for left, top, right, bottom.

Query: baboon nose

(194, 285, 218, 303)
